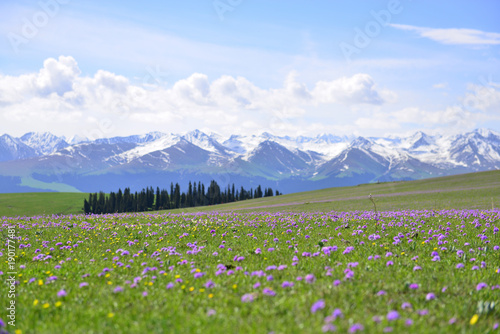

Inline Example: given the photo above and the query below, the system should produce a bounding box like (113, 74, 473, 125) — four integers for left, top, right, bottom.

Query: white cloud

(390, 24, 500, 45)
(312, 74, 385, 105)
(433, 82, 448, 89)
(462, 82, 500, 112)
(0, 56, 395, 137)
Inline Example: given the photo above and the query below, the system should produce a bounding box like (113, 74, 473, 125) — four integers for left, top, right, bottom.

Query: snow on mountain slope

(20, 132, 69, 156)
(107, 133, 181, 164)
(0, 134, 37, 162)
(182, 129, 231, 156)
(1, 128, 499, 184)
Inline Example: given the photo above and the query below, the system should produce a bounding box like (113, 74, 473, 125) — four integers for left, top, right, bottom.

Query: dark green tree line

(83, 180, 281, 214)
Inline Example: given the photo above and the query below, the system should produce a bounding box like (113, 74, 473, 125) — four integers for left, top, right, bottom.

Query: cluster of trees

(83, 180, 281, 214)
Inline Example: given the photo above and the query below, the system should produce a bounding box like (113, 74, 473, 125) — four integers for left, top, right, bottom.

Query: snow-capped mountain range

(0, 128, 499, 193)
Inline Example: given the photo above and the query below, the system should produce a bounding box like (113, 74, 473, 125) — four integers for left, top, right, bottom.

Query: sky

(0, 0, 499, 140)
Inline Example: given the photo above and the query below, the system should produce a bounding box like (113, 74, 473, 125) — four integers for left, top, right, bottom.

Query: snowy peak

(20, 132, 69, 155)
(0, 134, 36, 162)
(247, 140, 311, 175)
(182, 130, 230, 156)
(1, 128, 499, 189)
(406, 131, 435, 150)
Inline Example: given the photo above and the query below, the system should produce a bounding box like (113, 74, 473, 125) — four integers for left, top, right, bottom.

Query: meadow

(1, 170, 499, 217)
(1, 208, 499, 333)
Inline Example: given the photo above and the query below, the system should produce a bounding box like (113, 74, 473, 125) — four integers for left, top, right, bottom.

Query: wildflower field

(1, 209, 499, 333)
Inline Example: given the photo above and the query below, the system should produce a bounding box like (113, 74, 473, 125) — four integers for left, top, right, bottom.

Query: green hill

(170, 170, 500, 213)
(1, 170, 499, 217)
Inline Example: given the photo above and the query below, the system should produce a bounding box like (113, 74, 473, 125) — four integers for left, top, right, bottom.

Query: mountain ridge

(0, 128, 499, 193)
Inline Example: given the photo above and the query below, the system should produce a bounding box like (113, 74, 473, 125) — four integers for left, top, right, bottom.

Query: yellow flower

(55, 301, 62, 307)
(208, 294, 214, 298)
(43, 303, 50, 309)
(33, 299, 39, 306)
(189, 287, 194, 292)
(108, 313, 115, 318)
(232, 284, 237, 289)
(15, 330, 22, 334)
(470, 314, 479, 325)
(38, 280, 43, 286)
(199, 288, 205, 293)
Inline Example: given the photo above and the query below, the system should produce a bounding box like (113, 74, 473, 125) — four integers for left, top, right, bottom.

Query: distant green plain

(1, 170, 499, 217)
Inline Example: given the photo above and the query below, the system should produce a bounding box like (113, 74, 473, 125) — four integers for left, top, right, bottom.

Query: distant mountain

(0, 129, 499, 193)
(20, 132, 69, 156)
(0, 134, 37, 162)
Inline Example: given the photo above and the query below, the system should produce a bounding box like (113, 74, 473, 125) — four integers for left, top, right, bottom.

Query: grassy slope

(172, 170, 500, 214)
(0, 192, 88, 217)
(0, 170, 499, 217)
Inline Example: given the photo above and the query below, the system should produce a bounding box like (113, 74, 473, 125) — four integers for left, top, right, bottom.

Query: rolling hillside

(1, 170, 499, 217)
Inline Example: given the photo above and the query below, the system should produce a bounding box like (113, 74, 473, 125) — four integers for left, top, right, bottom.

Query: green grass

(0, 192, 87, 217)
(1, 170, 499, 217)
(172, 170, 500, 214)
(3, 209, 499, 333)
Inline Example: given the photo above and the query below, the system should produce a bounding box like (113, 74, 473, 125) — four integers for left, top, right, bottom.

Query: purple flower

(0, 318, 5, 327)
(418, 309, 429, 316)
(387, 310, 399, 321)
(57, 289, 67, 297)
(241, 293, 255, 303)
(305, 274, 316, 283)
(401, 302, 412, 309)
(253, 282, 261, 289)
(405, 319, 413, 326)
(476, 282, 488, 291)
(207, 309, 216, 316)
(311, 299, 325, 313)
(456, 263, 464, 269)
(376, 290, 386, 296)
(282, 281, 294, 288)
(333, 280, 341, 286)
(425, 293, 436, 301)
(372, 316, 382, 323)
(332, 309, 343, 319)
(383, 328, 393, 333)
(255, 248, 262, 254)
(409, 283, 419, 290)
(262, 287, 276, 296)
(349, 324, 364, 333)
(386, 261, 394, 266)
(322, 324, 336, 332)
(166, 282, 174, 289)
(194, 272, 205, 279)
(79, 282, 88, 288)
(204, 280, 215, 289)
(113, 286, 124, 293)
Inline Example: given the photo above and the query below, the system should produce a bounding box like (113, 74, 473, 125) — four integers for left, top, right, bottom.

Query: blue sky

(0, 0, 499, 139)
